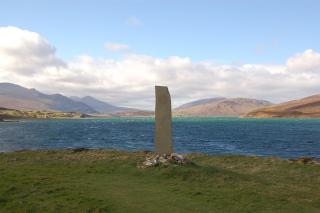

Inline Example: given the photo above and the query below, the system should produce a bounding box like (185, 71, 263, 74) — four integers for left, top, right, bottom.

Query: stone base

(138, 153, 192, 169)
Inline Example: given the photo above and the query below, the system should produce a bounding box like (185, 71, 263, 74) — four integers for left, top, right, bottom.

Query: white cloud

(0, 26, 65, 75)
(105, 42, 129, 52)
(0, 26, 320, 109)
(286, 49, 320, 72)
(126, 16, 142, 27)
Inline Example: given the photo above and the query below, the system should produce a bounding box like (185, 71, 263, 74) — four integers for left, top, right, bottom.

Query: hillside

(175, 97, 226, 110)
(245, 94, 320, 118)
(174, 98, 273, 116)
(70, 96, 136, 114)
(0, 83, 96, 113)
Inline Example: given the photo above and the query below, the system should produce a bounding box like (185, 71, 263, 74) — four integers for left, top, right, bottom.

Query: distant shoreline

(2, 115, 320, 121)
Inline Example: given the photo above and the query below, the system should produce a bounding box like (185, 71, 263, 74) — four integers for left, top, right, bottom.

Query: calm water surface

(0, 117, 320, 159)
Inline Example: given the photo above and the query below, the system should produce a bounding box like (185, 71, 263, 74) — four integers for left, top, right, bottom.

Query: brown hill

(245, 95, 320, 118)
(0, 83, 96, 113)
(174, 98, 272, 117)
(0, 83, 144, 114)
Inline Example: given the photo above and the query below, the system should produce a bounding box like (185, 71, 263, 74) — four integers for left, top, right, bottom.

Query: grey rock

(139, 153, 191, 168)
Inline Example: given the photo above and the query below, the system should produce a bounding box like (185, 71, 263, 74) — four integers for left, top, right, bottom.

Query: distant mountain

(70, 96, 136, 114)
(175, 97, 226, 110)
(245, 95, 320, 118)
(174, 97, 273, 116)
(0, 83, 97, 113)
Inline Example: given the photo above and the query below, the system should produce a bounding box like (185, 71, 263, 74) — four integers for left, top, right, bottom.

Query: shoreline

(2, 115, 320, 120)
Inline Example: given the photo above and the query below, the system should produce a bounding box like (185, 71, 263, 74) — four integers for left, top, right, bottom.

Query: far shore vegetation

(0, 108, 90, 119)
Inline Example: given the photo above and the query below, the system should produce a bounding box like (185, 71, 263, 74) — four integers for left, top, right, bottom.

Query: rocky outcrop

(138, 153, 191, 168)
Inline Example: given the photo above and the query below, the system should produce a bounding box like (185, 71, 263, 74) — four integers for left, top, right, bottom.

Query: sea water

(0, 117, 320, 159)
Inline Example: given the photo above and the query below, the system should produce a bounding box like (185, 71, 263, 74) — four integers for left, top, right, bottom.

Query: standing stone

(155, 86, 173, 154)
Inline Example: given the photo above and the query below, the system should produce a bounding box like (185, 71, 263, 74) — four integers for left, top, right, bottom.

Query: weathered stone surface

(155, 86, 173, 154)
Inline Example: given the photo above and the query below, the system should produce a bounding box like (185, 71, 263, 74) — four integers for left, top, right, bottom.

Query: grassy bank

(0, 150, 320, 212)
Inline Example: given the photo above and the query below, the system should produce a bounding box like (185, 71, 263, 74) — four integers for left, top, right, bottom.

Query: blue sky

(1, 0, 320, 108)
(1, 0, 319, 64)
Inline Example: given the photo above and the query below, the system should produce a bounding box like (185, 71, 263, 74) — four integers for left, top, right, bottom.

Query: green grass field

(0, 150, 319, 212)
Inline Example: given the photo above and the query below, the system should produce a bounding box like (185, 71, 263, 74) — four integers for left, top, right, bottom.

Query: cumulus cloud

(286, 49, 320, 72)
(0, 26, 320, 109)
(0, 26, 65, 75)
(105, 42, 129, 52)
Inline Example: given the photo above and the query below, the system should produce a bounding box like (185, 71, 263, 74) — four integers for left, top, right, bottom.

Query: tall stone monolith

(154, 86, 173, 154)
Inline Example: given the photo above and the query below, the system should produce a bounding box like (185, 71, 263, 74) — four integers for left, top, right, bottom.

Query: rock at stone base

(138, 153, 192, 169)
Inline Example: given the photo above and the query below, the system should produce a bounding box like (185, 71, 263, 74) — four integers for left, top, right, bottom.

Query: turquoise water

(0, 117, 320, 159)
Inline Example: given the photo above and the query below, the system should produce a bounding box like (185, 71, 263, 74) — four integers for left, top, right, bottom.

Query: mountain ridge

(0, 82, 146, 115)
(69, 96, 137, 114)
(175, 97, 226, 110)
(245, 94, 320, 118)
(0, 83, 97, 113)
(3, 82, 318, 118)
(174, 97, 273, 116)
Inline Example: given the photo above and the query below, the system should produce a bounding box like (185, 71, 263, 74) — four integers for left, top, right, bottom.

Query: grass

(0, 150, 320, 212)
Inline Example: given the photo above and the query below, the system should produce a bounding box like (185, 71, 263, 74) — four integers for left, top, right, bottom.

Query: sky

(0, 0, 320, 109)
